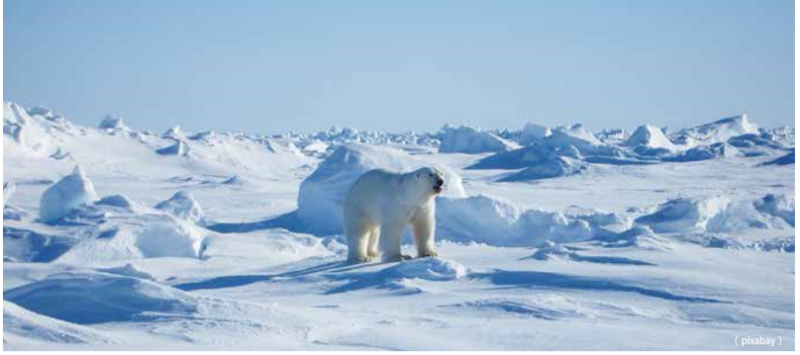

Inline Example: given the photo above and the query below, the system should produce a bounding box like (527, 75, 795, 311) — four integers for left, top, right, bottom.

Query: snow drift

(4, 272, 198, 324)
(56, 212, 207, 264)
(436, 194, 629, 247)
(4, 301, 115, 345)
(635, 194, 794, 234)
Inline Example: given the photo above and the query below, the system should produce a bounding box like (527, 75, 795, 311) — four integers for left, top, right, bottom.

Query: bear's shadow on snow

(174, 260, 373, 291)
(469, 270, 724, 303)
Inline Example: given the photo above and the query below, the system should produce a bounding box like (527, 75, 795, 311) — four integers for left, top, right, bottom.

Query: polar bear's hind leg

(367, 226, 380, 258)
(345, 215, 372, 263)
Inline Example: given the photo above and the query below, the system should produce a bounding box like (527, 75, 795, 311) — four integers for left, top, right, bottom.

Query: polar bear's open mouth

(433, 183, 444, 194)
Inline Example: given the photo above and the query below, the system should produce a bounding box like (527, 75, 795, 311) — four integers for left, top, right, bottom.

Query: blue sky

(4, 0, 794, 134)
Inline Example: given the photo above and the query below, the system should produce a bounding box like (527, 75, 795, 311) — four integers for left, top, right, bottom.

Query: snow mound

(156, 140, 189, 156)
(437, 125, 518, 154)
(95, 194, 140, 212)
(380, 257, 468, 281)
(671, 114, 759, 146)
(499, 157, 588, 182)
(326, 258, 467, 294)
(3, 226, 77, 262)
(530, 240, 575, 260)
(635, 194, 794, 234)
(625, 125, 676, 151)
(154, 191, 206, 226)
(436, 195, 627, 246)
(57, 213, 207, 264)
(4, 272, 198, 324)
(296, 143, 466, 234)
(99, 263, 156, 281)
(518, 123, 552, 145)
(39, 167, 99, 223)
(4, 301, 115, 345)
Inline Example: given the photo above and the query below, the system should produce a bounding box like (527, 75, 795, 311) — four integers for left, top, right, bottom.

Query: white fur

(343, 167, 444, 263)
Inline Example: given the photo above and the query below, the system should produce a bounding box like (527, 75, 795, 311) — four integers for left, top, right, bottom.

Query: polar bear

(344, 167, 445, 263)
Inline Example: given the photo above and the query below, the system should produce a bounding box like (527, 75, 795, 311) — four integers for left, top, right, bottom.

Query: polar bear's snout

(433, 176, 445, 194)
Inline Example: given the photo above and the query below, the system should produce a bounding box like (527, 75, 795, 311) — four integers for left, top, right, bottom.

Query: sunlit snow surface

(3, 103, 794, 350)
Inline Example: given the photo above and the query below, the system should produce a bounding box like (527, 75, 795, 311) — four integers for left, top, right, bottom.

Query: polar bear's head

(412, 167, 446, 195)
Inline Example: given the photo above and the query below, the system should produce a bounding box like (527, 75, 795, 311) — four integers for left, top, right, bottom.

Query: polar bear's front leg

(412, 208, 438, 258)
(379, 222, 409, 262)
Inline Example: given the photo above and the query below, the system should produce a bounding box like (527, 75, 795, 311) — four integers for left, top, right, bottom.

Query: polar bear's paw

(367, 250, 380, 259)
(348, 256, 373, 264)
(418, 250, 439, 258)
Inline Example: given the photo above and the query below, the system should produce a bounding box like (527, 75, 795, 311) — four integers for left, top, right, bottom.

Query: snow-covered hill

(3, 103, 795, 350)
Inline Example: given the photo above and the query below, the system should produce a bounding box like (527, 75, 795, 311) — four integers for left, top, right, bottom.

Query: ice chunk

(156, 140, 189, 156)
(518, 123, 552, 145)
(437, 125, 518, 154)
(625, 125, 676, 151)
(154, 191, 206, 226)
(39, 167, 99, 223)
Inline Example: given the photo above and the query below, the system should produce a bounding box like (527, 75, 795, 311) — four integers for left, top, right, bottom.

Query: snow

(2, 102, 795, 350)
(38, 167, 99, 223)
(437, 125, 518, 153)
